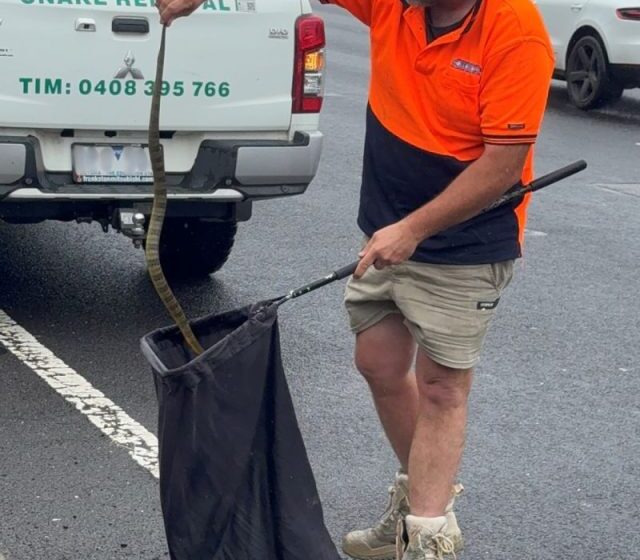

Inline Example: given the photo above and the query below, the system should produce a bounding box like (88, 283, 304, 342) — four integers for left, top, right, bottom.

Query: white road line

(525, 228, 548, 237)
(0, 309, 159, 479)
(593, 183, 640, 198)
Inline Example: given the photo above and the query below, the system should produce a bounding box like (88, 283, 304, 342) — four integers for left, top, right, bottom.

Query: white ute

(0, 0, 325, 277)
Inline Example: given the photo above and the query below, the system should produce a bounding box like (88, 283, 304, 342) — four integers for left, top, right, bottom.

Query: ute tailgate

(0, 0, 301, 131)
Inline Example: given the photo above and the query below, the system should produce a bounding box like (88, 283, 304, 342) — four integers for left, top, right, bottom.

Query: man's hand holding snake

(157, 0, 205, 26)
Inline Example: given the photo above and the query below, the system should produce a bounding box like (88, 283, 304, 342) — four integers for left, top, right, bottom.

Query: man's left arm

(355, 39, 554, 278)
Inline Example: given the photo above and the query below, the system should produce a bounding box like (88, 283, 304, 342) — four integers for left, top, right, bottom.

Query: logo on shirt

(451, 59, 482, 75)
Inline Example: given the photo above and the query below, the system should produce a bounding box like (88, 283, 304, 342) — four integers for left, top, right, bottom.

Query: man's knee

(354, 316, 415, 386)
(354, 343, 412, 386)
(415, 354, 473, 409)
(355, 351, 404, 385)
(418, 378, 469, 409)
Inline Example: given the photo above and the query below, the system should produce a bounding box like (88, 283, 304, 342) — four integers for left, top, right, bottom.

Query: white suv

(0, 0, 325, 277)
(535, 0, 640, 109)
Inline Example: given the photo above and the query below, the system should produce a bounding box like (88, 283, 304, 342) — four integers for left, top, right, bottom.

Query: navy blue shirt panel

(357, 106, 522, 265)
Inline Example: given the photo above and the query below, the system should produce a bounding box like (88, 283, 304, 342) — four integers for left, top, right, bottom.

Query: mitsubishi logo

(114, 51, 144, 79)
(112, 146, 124, 160)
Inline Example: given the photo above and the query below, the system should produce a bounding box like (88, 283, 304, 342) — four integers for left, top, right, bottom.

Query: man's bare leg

(408, 350, 473, 517)
(355, 314, 419, 470)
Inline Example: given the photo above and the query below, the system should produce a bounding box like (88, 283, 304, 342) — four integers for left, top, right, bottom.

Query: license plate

(72, 144, 154, 184)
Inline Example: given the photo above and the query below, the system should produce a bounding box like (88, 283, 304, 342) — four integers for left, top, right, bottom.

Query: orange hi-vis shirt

(321, 0, 554, 264)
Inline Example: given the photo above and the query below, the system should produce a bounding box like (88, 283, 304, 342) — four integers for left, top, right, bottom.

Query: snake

(145, 25, 204, 356)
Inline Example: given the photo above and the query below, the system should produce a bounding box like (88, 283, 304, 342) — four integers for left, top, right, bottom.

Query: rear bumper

(0, 131, 323, 203)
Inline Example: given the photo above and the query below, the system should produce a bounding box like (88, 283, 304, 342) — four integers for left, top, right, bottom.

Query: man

(158, 0, 553, 558)
(320, 0, 552, 558)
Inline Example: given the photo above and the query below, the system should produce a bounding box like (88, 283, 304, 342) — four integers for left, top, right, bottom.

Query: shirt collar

(403, 0, 483, 48)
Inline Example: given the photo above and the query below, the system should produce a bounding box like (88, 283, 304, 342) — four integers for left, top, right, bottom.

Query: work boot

(342, 471, 410, 560)
(342, 474, 463, 560)
(396, 515, 457, 560)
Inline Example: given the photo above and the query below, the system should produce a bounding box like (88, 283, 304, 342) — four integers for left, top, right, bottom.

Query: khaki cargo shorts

(344, 258, 515, 370)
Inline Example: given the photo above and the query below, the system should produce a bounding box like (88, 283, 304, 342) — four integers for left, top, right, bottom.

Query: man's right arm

(319, 0, 374, 27)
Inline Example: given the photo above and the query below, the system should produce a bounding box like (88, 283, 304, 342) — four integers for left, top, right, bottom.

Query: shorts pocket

(490, 260, 515, 292)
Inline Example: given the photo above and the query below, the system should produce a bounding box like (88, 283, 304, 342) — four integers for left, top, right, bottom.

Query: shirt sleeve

(319, 0, 374, 26)
(479, 39, 554, 145)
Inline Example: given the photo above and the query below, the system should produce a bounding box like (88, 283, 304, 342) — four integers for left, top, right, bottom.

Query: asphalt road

(1, 3, 639, 559)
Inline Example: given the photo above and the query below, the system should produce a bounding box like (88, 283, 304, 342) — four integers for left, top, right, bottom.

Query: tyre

(606, 82, 624, 103)
(566, 35, 621, 110)
(147, 219, 237, 280)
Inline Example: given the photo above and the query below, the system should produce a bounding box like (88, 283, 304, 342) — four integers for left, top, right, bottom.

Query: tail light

(616, 7, 640, 19)
(293, 15, 326, 113)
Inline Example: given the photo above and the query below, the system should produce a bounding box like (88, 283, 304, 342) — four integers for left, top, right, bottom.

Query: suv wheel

(566, 35, 621, 110)
(146, 219, 237, 280)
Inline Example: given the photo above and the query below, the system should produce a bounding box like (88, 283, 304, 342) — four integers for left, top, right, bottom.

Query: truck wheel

(148, 219, 237, 279)
(566, 35, 620, 110)
(605, 82, 624, 103)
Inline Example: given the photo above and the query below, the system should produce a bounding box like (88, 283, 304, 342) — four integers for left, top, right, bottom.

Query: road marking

(525, 228, 548, 237)
(0, 309, 159, 479)
(593, 183, 640, 198)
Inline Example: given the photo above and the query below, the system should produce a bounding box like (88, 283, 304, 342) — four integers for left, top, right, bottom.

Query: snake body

(145, 26, 204, 356)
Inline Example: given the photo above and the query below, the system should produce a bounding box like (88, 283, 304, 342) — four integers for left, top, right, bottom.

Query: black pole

(285, 159, 587, 301)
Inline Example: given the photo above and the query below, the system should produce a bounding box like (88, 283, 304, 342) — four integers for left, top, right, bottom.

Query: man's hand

(157, 0, 205, 25)
(354, 221, 420, 279)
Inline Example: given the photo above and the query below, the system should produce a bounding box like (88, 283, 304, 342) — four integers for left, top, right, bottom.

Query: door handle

(112, 17, 149, 34)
